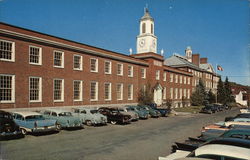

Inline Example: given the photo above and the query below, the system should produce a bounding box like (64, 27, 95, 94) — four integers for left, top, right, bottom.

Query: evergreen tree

(190, 79, 206, 106)
(224, 77, 235, 103)
(217, 77, 225, 104)
(207, 89, 216, 104)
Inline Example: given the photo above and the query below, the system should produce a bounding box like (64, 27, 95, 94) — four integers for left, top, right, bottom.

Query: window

(187, 89, 190, 99)
(184, 76, 186, 84)
(184, 89, 186, 98)
(188, 77, 190, 84)
(117, 63, 123, 76)
(175, 88, 178, 99)
(54, 79, 64, 101)
(179, 88, 182, 99)
(170, 73, 174, 82)
(163, 87, 166, 99)
(104, 61, 112, 74)
(104, 83, 111, 100)
(180, 76, 182, 84)
(90, 82, 98, 101)
(117, 83, 123, 100)
(73, 80, 82, 101)
(54, 51, 64, 68)
(29, 77, 42, 102)
(90, 58, 98, 72)
(128, 65, 133, 77)
(0, 39, 15, 62)
(170, 88, 173, 99)
(128, 84, 133, 100)
(0, 74, 15, 103)
(29, 46, 42, 65)
(73, 55, 82, 70)
(156, 70, 160, 80)
(163, 72, 167, 81)
(142, 23, 146, 33)
(141, 68, 146, 79)
(175, 75, 178, 83)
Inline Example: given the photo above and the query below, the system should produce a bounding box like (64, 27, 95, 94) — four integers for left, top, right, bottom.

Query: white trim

(163, 72, 166, 81)
(29, 76, 42, 103)
(141, 68, 146, 79)
(90, 58, 98, 73)
(90, 81, 98, 101)
(73, 54, 83, 71)
(128, 65, 133, 77)
(117, 83, 123, 100)
(29, 45, 42, 65)
(0, 39, 15, 62)
(53, 78, 64, 102)
(53, 50, 64, 68)
(128, 84, 133, 100)
(104, 82, 112, 101)
(73, 80, 83, 102)
(0, 74, 15, 103)
(156, 70, 160, 80)
(117, 63, 123, 76)
(104, 61, 112, 74)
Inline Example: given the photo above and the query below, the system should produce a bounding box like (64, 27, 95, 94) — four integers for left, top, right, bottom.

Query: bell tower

(185, 46, 192, 62)
(137, 8, 157, 54)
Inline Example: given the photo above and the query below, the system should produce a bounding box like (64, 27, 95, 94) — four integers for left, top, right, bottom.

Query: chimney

(200, 58, 207, 64)
(192, 54, 200, 66)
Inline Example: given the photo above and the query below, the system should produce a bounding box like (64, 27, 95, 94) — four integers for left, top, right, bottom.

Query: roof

(13, 111, 41, 117)
(141, 8, 154, 21)
(199, 63, 215, 73)
(164, 54, 202, 71)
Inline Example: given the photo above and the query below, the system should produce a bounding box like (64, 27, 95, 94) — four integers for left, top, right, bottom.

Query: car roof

(73, 107, 98, 110)
(43, 109, 71, 113)
(224, 129, 250, 134)
(13, 111, 42, 117)
(194, 144, 250, 159)
(204, 138, 250, 148)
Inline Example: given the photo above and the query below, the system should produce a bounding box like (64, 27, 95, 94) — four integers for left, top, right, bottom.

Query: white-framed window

(29, 77, 42, 102)
(29, 46, 42, 65)
(0, 39, 15, 62)
(54, 50, 64, 68)
(73, 55, 82, 70)
(128, 84, 133, 100)
(180, 76, 182, 84)
(90, 81, 98, 101)
(141, 68, 146, 79)
(104, 61, 112, 74)
(73, 80, 83, 101)
(170, 73, 173, 82)
(128, 65, 133, 77)
(179, 88, 182, 99)
(156, 70, 160, 80)
(175, 88, 178, 99)
(117, 83, 123, 100)
(163, 72, 167, 81)
(184, 76, 187, 84)
(188, 77, 190, 85)
(53, 79, 64, 102)
(184, 89, 187, 98)
(104, 82, 112, 100)
(90, 58, 98, 72)
(175, 75, 178, 83)
(117, 63, 123, 76)
(163, 87, 166, 99)
(170, 88, 173, 99)
(187, 89, 190, 99)
(0, 74, 15, 103)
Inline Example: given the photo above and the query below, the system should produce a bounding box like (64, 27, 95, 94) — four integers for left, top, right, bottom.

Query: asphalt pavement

(0, 108, 239, 160)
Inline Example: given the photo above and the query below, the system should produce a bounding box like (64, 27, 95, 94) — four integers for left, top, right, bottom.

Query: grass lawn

(173, 106, 203, 113)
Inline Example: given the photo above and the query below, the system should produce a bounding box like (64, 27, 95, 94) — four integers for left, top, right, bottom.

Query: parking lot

(0, 108, 239, 160)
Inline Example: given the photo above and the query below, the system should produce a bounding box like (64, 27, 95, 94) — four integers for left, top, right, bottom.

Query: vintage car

(72, 107, 107, 126)
(12, 111, 58, 135)
(0, 110, 23, 139)
(40, 109, 83, 129)
(138, 105, 161, 118)
(125, 105, 149, 119)
(146, 103, 171, 117)
(98, 107, 131, 124)
(117, 107, 139, 121)
(225, 113, 250, 121)
(200, 104, 218, 114)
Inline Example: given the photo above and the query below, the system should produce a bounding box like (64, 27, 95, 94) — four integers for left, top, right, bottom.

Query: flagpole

(215, 63, 218, 103)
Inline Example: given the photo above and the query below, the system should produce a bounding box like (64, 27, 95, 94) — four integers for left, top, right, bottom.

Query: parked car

(117, 107, 139, 121)
(200, 104, 218, 114)
(12, 111, 58, 135)
(0, 110, 23, 139)
(146, 103, 170, 117)
(138, 105, 161, 118)
(72, 107, 107, 126)
(98, 107, 131, 124)
(125, 105, 149, 119)
(225, 113, 250, 122)
(240, 108, 250, 113)
(40, 109, 83, 129)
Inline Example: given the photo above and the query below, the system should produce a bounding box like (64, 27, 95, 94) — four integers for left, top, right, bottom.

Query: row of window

(169, 88, 191, 100)
(0, 74, 134, 103)
(169, 73, 191, 84)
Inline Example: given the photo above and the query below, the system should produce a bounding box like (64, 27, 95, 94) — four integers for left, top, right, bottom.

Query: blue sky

(1, 0, 249, 85)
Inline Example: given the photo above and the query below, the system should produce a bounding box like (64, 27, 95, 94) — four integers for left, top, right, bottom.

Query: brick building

(0, 9, 218, 110)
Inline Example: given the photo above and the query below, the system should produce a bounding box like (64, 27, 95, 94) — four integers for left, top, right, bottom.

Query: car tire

(110, 121, 117, 125)
(21, 128, 27, 135)
(56, 124, 62, 130)
(85, 120, 92, 126)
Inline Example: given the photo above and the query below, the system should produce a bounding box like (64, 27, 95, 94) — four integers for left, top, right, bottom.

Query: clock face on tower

(139, 39, 145, 47)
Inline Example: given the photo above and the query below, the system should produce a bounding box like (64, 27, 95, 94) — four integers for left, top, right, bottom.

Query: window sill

(54, 66, 64, 69)
(0, 101, 15, 104)
(0, 59, 15, 62)
(30, 62, 42, 66)
(54, 100, 64, 102)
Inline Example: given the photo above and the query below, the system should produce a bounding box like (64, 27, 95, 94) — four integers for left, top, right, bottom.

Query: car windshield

(58, 112, 72, 117)
(90, 110, 98, 114)
(25, 115, 45, 121)
(118, 109, 124, 112)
